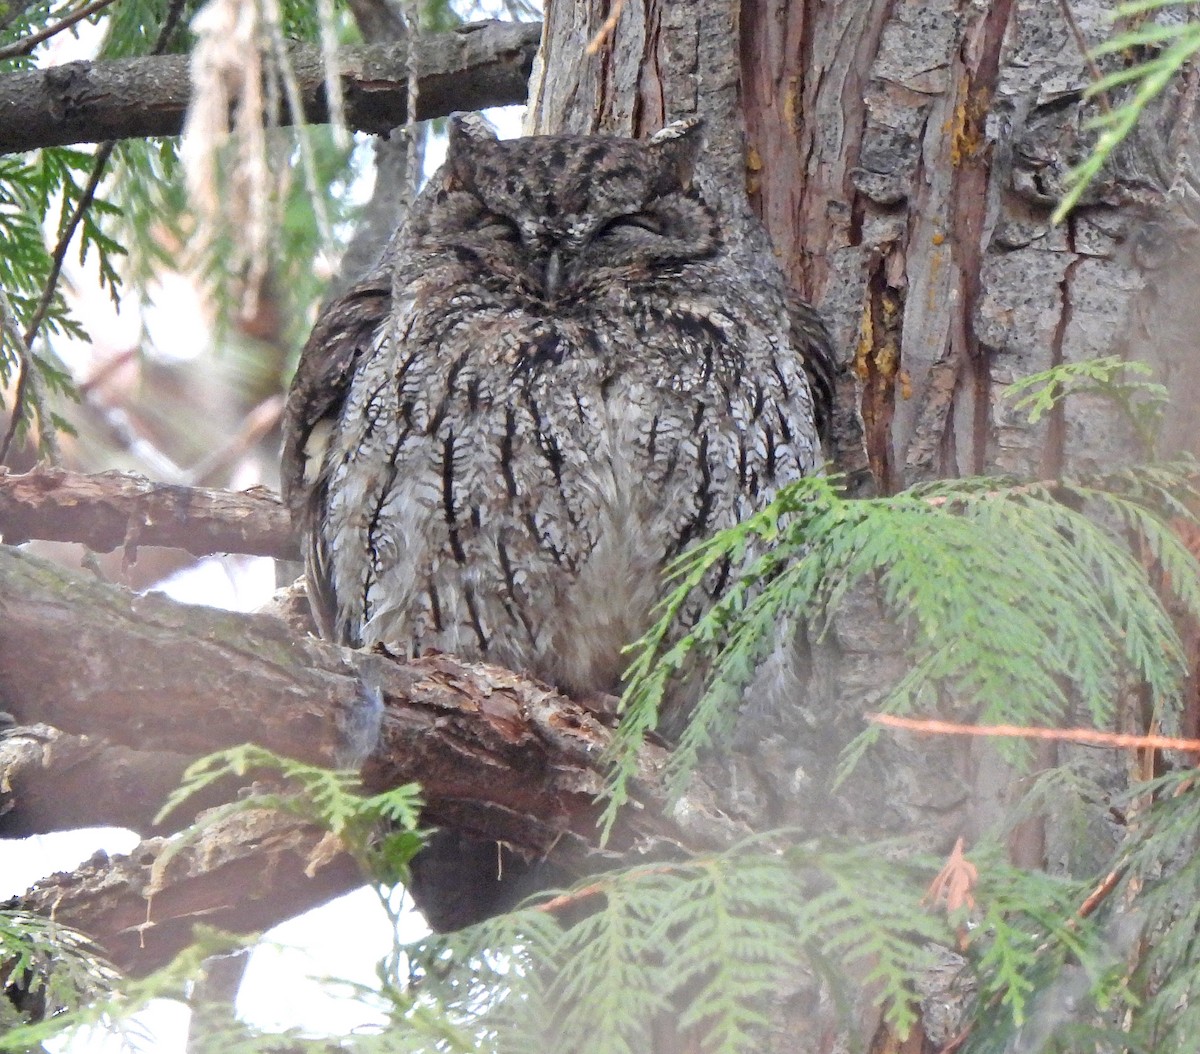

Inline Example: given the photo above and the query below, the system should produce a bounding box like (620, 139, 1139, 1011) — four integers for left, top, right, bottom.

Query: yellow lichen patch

(855, 288, 904, 388)
(854, 296, 875, 380)
(746, 145, 763, 196)
(950, 76, 992, 167)
(783, 76, 800, 126)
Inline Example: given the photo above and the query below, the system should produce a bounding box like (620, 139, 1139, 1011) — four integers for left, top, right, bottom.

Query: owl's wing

(281, 264, 393, 639)
(281, 267, 393, 517)
(785, 289, 839, 449)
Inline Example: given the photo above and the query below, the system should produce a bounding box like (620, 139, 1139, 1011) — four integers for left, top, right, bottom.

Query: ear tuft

(445, 112, 499, 191)
(646, 116, 704, 191)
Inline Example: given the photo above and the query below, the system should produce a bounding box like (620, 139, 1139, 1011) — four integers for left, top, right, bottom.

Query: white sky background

(5, 4, 531, 1049)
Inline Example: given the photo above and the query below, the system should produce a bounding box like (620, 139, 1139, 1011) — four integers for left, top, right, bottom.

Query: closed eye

(478, 213, 522, 242)
(595, 212, 664, 238)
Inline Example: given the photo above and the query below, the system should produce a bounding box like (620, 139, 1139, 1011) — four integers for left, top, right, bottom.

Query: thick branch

(0, 20, 541, 155)
(0, 465, 297, 559)
(0, 727, 241, 837)
(0, 545, 729, 857)
(13, 808, 363, 976)
(1, 541, 744, 974)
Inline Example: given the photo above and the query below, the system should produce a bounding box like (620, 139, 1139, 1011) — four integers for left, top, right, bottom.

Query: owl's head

(427, 116, 720, 302)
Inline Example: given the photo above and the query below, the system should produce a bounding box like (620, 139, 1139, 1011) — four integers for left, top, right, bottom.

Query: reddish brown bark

(0, 465, 296, 559)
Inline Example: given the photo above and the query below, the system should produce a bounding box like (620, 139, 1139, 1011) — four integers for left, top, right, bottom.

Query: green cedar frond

(0, 144, 134, 444)
(0, 910, 119, 1035)
(605, 461, 1200, 824)
(0, 0, 55, 67)
(184, 987, 481, 1053)
(158, 744, 425, 886)
(954, 774, 1200, 1053)
(100, 0, 199, 58)
(964, 852, 1098, 1028)
(410, 840, 951, 1054)
(1053, 1, 1200, 223)
(0, 926, 247, 1051)
(1006, 356, 1168, 453)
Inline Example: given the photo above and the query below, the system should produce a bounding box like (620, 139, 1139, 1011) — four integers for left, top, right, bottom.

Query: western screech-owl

(282, 115, 834, 929)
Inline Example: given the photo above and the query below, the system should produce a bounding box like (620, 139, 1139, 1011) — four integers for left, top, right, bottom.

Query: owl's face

(421, 118, 720, 303)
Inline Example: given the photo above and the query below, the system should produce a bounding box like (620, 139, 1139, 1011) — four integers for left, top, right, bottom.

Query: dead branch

(0, 541, 731, 854)
(0, 540, 747, 973)
(12, 808, 363, 976)
(0, 465, 297, 559)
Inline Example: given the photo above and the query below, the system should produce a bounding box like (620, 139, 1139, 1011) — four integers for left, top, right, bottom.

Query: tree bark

(524, 0, 1197, 1049)
(0, 728, 202, 837)
(0, 20, 540, 155)
(0, 465, 296, 559)
(0, 544, 753, 976)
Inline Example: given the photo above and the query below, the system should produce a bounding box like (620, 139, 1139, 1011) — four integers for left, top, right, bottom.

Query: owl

(282, 115, 835, 928)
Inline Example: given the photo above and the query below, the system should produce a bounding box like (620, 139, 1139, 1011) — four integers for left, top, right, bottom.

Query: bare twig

(0, 286, 63, 463)
(0, 139, 114, 465)
(23, 141, 115, 352)
(20, 0, 185, 351)
(0, 346, 30, 464)
(155, 0, 189, 55)
(0, 0, 118, 62)
(1077, 865, 1126, 920)
(0, 465, 296, 557)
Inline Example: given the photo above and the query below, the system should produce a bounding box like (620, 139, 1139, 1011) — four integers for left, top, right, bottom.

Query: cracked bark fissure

(944, 0, 1017, 478)
(0, 20, 541, 155)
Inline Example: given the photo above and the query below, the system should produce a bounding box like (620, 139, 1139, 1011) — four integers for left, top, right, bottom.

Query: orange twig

(585, 0, 626, 55)
(870, 714, 1200, 754)
(1077, 866, 1125, 920)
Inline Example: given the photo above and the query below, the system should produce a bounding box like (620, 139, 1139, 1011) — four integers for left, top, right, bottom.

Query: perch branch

(0, 542, 746, 975)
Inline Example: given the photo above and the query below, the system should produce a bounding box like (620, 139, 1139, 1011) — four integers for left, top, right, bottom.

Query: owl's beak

(543, 247, 563, 299)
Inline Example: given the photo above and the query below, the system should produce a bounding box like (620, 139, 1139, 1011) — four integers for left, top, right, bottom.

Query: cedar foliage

(5, 2, 1200, 1053)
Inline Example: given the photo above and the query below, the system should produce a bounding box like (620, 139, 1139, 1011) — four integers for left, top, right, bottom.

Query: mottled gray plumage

(282, 116, 833, 928)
